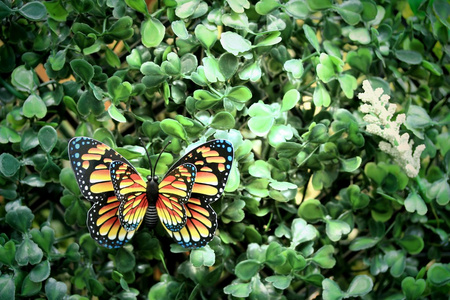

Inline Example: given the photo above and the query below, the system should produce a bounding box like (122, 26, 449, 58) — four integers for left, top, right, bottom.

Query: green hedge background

(0, 0, 449, 299)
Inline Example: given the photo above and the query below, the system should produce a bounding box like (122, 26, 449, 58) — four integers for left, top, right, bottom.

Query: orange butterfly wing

(68, 137, 136, 248)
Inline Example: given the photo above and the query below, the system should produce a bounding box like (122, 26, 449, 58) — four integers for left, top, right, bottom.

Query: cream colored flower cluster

(358, 80, 425, 178)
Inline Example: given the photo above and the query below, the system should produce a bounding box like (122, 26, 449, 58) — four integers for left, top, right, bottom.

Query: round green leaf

(226, 86, 252, 103)
(322, 278, 344, 300)
(141, 18, 165, 48)
(397, 235, 424, 255)
(284, 0, 309, 18)
(23, 94, 47, 119)
(0, 275, 16, 300)
(172, 20, 189, 39)
(45, 278, 67, 300)
(239, 61, 262, 82)
(291, 218, 318, 246)
(0, 153, 20, 177)
(195, 24, 218, 50)
(190, 246, 215, 267)
(281, 89, 300, 112)
(266, 275, 292, 290)
(21, 274, 42, 297)
(220, 32, 252, 55)
(5, 205, 33, 232)
(427, 263, 450, 286)
(401, 277, 426, 300)
(235, 259, 261, 280)
(346, 275, 373, 297)
(38, 126, 57, 153)
(0, 241, 16, 266)
(30, 260, 51, 283)
(125, 0, 149, 15)
(284, 59, 304, 79)
(335, 1, 362, 25)
(298, 199, 327, 222)
(11, 65, 34, 92)
(349, 237, 380, 251)
(160, 119, 187, 141)
(107, 105, 127, 123)
(326, 219, 351, 242)
(70, 59, 94, 83)
(219, 53, 239, 80)
(312, 245, 336, 269)
(19, 2, 47, 21)
(211, 111, 235, 130)
(255, 0, 280, 15)
(395, 50, 423, 65)
(349, 28, 371, 44)
(224, 282, 251, 298)
(175, 0, 200, 18)
(16, 236, 43, 266)
(340, 156, 361, 172)
(249, 160, 271, 179)
(404, 192, 427, 215)
(115, 248, 136, 273)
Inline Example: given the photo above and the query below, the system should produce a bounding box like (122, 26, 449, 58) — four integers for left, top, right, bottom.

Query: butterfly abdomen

(144, 205, 158, 229)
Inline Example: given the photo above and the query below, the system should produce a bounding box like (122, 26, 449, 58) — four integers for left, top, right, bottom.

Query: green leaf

(235, 260, 261, 280)
(397, 235, 424, 255)
(108, 105, 127, 123)
(161, 52, 181, 75)
(0, 275, 15, 300)
(45, 278, 67, 300)
(125, 0, 149, 15)
(218, 53, 239, 80)
(313, 83, 331, 107)
(115, 248, 136, 273)
(6, 205, 33, 232)
(298, 199, 327, 222)
(190, 246, 215, 267)
(401, 277, 426, 300)
(326, 219, 351, 242)
(65, 197, 89, 226)
(18, 1, 47, 21)
(30, 260, 51, 282)
(291, 218, 317, 246)
(347, 48, 372, 74)
(23, 94, 47, 119)
(266, 275, 292, 290)
(226, 0, 250, 13)
(16, 236, 44, 266)
(203, 57, 225, 83)
(106, 16, 134, 40)
(340, 156, 361, 172)
(335, 1, 363, 25)
(70, 59, 94, 83)
(404, 192, 427, 215)
(175, 0, 200, 18)
(255, 0, 280, 15)
(172, 20, 189, 39)
(249, 160, 271, 179)
(11, 65, 34, 92)
(160, 119, 188, 141)
(141, 18, 165, 48)
(284, 59, 304, 79)
(38, 126, 57, 153)
(349, 27, 371, 44)
(0, 153, 20, 177)
(21, 274, 42, 297)
(322, 278, 344, 300)
(107, 76, 132, 103)
(30, 226, 55, 254)
(312, 245, 336, 269)
(284, 0, 309, 18)
(303, 24, 320, 52)
(223, 282, 251, 298)
(195, 24, 218, 50)
(239, 61, 262, 82)
(220, 32, 252, 55)
(427, 263, 450, 286)
(349, 237, 380, 251)
(395, 50, 423, 65)
(346, 275, 373, 297)
(226, 86, 252, 103)
(211, 111, 235, 130)
(0, 241, 16, 266)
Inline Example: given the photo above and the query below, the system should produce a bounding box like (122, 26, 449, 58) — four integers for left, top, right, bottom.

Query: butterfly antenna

(139, 138, 154, 176)
(153, 140, 172, 177)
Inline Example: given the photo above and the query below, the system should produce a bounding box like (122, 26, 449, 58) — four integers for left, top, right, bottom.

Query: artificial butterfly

(68, 137, 234, 249)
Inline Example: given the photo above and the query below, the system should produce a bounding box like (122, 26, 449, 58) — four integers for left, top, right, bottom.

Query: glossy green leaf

(303, 24, 320, 52)
(70, 59, 94, 83)
(0, 153, 20, 177)
(235, 260, 261, 280)
(172, 20, 189, 39)
(38, 126, 57, 153)
(395, 50, 423, 65)
(255, 0, 280, 15)
(125, 0, 149, 15)
(284, 59, 304, 79)
(0, 241, 16, 266)
(346, 275, 373, 297)
(0, 275, 15, 300)
(108, 105, 127, 123)
(284, 0, 309, 18)
(220, 32, 252, 55)
(427, 263, 450, 286)
(19, 1, 47, 21)
(190, 246, 215, 267)
(160, 119, 188, 141)
(223, 282, 251, 298)
(16, 236, 44, 266)
(401, 277, 425, 300)
(45, 278, 67, 300)
(195, 24, 218, 50)
(21, 274, 42, 297)
(30, 260, 51, 282)
(211, 111, 235, 130)
(322, 278, 344, 300)
(141, 18, 165, 48)
(266, 275, 292, 290)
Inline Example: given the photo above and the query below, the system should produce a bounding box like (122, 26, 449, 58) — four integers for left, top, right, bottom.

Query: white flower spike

(358, 80, 425, 178)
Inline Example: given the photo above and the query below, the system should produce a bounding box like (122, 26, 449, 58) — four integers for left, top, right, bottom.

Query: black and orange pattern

(68, 137, 234, 249)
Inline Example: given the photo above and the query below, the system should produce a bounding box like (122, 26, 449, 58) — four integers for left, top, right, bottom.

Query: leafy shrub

(1, 0, 449, 299)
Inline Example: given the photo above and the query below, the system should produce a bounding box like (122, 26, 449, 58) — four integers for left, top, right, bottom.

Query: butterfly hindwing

(157, 163, 196, 232)
(68, 137, 137, 248)
(110, 161, 148, 232)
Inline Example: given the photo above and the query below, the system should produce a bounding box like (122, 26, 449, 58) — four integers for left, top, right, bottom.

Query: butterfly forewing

(157, 163, 196, 232)
(68, 137, 137, 248)
(168, 140, 234, 204)
(110, 161, 149, 232)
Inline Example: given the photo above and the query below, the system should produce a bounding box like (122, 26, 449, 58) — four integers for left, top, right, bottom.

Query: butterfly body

(68, 137, 233, 249)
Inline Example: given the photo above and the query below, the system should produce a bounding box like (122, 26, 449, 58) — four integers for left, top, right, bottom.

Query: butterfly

(68, 137, 234, 249)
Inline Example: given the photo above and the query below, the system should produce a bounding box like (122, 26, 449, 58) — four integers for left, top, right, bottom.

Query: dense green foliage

(1, 0, 449, 299)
